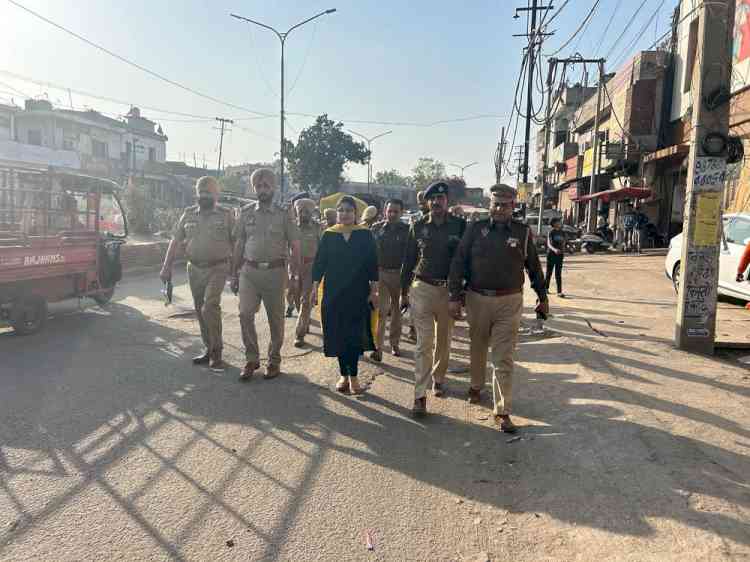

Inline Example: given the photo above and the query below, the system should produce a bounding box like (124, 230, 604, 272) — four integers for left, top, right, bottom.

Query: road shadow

(1, 292, 748, 560)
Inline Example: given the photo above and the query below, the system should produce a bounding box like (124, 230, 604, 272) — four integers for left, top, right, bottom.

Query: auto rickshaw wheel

(10, 296, 48, 335)
(93, 288, 115, 306)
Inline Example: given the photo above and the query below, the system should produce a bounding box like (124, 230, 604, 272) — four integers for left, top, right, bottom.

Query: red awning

(575, 187, 651, 203)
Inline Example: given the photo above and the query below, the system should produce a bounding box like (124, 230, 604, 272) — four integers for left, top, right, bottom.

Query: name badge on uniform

(507, 237, 519, 248)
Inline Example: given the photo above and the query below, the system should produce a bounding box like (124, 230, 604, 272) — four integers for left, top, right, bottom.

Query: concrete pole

(522, 0, 538, 186)
(675, 0, 735, 353)
(586, 60, 605, 232)
(539, 58, 556, 236)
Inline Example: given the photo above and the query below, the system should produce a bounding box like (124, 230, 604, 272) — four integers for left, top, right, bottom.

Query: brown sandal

(336, 378, 350, 393)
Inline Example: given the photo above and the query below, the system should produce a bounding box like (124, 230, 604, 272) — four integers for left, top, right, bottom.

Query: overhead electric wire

(611, 0, 667, 70)
(603, 0, 650, 61)
(593, 0, 623, 59)
(6, 0, 274, 117)
(545, 0, 602, 57)
(0, 69, 274, 123)
(287, 20, 319, 97)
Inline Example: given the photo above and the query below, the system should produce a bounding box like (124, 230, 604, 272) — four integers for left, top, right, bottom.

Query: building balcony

(552, 142, 579, 166)
(0, 139, 81, 169)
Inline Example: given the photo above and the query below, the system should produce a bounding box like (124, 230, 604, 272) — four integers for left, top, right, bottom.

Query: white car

(665, 212, 750, 301)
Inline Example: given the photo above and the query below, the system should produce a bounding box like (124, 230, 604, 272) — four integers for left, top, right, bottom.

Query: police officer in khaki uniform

(448, 183, 548, 433)
(370, 198, 409, 361)
(402, 181, 466, 417)
(292, 198, 320, 348)
(160, 176, 234, 372)
(231, 169, 300, 381)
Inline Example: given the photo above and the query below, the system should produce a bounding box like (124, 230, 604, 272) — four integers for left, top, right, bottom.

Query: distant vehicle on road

(665, 212, 750, 301)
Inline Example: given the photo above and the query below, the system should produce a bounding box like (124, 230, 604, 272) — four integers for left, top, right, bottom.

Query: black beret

(424, 181, 450, 199)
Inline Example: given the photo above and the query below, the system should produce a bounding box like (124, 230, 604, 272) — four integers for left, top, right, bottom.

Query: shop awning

(642, 144, 689, 164)
(575, 187, 652, 203)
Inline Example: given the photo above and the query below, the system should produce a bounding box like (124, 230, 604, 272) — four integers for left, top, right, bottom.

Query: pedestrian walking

(448, 183, 548, 433)
(160, 176, 234, 372)
(545, 217, 566, 297)
(312, 196, 379, 395)
(370, 198, 410, 361)
(231, 168, 300, 381)
(622, 204, 637, 252)
(635, 207, 649, 253)
(402, 181, 467, 417)
(405, 191, 429, 343)
(293, 198, 320, 348)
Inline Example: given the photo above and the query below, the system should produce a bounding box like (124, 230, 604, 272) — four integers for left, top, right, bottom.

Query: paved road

(1, 254, 748, 561)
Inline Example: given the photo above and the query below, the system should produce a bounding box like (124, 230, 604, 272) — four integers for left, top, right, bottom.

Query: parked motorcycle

(577, 232, 611, 254)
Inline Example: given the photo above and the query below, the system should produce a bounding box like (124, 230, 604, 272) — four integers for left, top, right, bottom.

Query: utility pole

(513, 1, 554, 187)
(513, 145, 525, 176)
(214, 117, 234, 177)
(675, 0, 735, 353)
(494, 125, 506, 184)
(538, 58, 558, 236)
(585, 60, 606, 232)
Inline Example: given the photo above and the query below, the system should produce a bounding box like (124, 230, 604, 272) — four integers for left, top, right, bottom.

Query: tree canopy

(411, 157, 446, 191)
(374, 169, 411, 186)
(284, 115, 370, 195)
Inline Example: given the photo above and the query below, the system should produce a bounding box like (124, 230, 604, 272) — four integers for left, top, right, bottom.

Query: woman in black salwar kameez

(312, 196, 378, 394)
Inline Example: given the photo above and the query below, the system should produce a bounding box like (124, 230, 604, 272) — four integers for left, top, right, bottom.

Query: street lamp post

(346, 129, 393, 193)
(449, 161, 478, 178)
(231, 8, 336, 199)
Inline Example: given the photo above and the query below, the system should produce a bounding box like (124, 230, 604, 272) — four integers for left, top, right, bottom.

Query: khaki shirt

(448, 218, 546, 301)
(298, 221, 320, 259)
(173, 205, 234, 263)
(235, 201, 299, 262)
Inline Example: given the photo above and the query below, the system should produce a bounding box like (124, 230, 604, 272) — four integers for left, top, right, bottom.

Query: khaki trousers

(187, 261, 228, 356)
(465, 291, 523, 415)
(239, 264, 287, 366)
(376, 269, 402, 351)
(294, 260, 314, 339)
(411, 280, 454, 400)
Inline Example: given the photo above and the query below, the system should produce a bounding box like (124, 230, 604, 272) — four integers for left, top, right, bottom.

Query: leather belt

(417, 275, 448, 287)
(189, 258, 228, 268)
(470, 287, 522, 297)
(245, 258, 286, 270)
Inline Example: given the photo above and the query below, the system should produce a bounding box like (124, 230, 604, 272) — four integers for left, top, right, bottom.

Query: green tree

(284, 114, 370, 195)
(375, 169, 411, 186)
(411, 157, 446, 191)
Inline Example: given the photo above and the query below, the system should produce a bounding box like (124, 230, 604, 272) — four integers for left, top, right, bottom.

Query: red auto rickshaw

(0, 166, 128, 334)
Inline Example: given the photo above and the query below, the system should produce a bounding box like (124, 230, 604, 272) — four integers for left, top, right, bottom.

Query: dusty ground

(0, 252, 748, 561)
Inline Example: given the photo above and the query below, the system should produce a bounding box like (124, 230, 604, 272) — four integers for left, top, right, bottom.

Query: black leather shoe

(433, 382, 445, 398)
(412, 397, 427, 418)
(495, 414, 517, 433)
(192, 351, 210, 365)
(467, 387, 481, 404)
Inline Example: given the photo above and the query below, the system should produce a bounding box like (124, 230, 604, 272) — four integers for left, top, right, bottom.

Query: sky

(0, 0, 674, 188)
